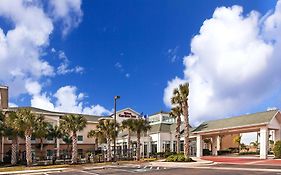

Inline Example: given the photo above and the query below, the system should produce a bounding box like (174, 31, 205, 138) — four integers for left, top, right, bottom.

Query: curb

(0, 168, 67, 175)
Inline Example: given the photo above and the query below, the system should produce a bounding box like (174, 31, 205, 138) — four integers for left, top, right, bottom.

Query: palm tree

(48, 125, 63, 158)
(4, 111, 20, 165)
(233, 135, 242, 153)
(34, 121, 50, 160)
(9, 108, 45, 166)
(87, 129, 104, 151)
(96, 119, 118, 161)
(171, 83, 190, 159)
(170, 106, 182, 153)
(60, 114, 87, 164)
(121, 118, 135, 158)
(131, 118, 151, 161)
(62, 134, 72, 159)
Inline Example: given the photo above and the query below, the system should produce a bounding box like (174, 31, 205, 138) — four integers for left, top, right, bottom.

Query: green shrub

(218, 149, 231, 155)
(164, 151, 176, 158)
(238, 151, 258, 155)
(273, 140, 281, 159)
(165, 153, 195, 162)
(203, 149, 211, 156)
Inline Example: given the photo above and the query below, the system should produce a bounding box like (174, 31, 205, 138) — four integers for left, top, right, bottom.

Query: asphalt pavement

(33, 165, 281, 175)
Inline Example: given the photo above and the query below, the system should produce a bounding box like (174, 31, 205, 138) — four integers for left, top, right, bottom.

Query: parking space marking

(81, 170, 100, 175)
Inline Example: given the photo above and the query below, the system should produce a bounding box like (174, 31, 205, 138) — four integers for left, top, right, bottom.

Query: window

(47, 135, 53, 141)
(47, 150, 53, 157)
(78, 135, 83, 141)
(151, 141, 157, 154)
(78, 149, 83, 157)
(180, 141, 184, 152)
(163, 141, 171, 152)
(31, 135, 36, 141)
(7, 136, 12, 141)
(173, 141, 176, 152)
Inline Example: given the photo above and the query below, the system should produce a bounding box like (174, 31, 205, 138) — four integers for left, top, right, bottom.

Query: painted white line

(114, 169, 136, 173)
(144, 165, 147, 169)
(150, 166, 153, 169)
(81, 170, 100, 175)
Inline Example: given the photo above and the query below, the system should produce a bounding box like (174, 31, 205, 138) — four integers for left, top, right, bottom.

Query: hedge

(165, 153, 195, 162)
(273, 140, 281, 158)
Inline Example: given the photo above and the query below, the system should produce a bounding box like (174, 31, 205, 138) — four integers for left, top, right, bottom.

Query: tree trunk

(183, 101, 189, 159)
(11, 137, 17, 165)
(127, 130, 131, 158)
(136, 132, 141, 161)
(107, 138, 111, 161)
(176, 115, 181, 153)
(25, 133, 32, 166)
(95, 138, 98, 151)
(40, 138, 44, 160)
(71, 132, 78, 164)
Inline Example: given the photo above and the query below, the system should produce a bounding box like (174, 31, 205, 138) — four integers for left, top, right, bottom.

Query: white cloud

(0, 0, 84, 98)
(115, 62, 131, 78)
(30, 85, 111, 116)
(8, 102, 18, 107)
(115, 62, 124, 72)
(49, 0, 83, 36)
(164, 1, 281, 125)
(25, 80, 42, 95)
(267, 106, 278, 111)
(83, 104, 112, 116)
(0, 0, 54, 97)
(57, 51, 84, 75)
(167, 46, 179, 63)
(163, 77, 187, 108)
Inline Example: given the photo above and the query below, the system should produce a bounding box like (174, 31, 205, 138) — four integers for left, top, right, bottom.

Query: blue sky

(0, 0, 280, 125)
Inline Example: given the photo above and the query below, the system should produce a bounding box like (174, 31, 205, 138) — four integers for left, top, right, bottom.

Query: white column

(147, 142, 151, 157)
(170, 141, 173, 152)
(196, 135, 203, 157)
(157, 134, 162, 152)
(260, 127, 269, 159)
(212, 137, 217, 156)
(274, 129, 281, 142)
(216, 135, 221, 151)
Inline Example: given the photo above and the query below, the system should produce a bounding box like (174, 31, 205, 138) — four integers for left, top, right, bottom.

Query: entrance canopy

(192, 110, 281, 159)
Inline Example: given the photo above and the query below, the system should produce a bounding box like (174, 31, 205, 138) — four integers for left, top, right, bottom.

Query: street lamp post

(113, 95, 120, 162)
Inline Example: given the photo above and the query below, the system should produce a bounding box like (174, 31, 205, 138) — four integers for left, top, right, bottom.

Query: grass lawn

(0, 159, 157, 172)
(0, 164, 70, 172)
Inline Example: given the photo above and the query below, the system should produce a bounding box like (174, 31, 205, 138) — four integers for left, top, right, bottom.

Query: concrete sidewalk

(150, 157, 214, 168)
(0, 168, 67, 175)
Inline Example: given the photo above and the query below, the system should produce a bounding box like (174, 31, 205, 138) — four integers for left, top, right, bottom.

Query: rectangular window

(47, 135, 53, 141)
(31, 135, 36, 140)
(47, 150, 53, 157)
(180, 141, 184, 152)
(151, 141, 157, 154)
(173, 141, 176, 152)
(78, 135, 83, 141)
(78, 149, 83, 156)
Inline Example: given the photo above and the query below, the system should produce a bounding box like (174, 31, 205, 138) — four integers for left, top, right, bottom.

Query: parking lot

(33, 165, 281, 175)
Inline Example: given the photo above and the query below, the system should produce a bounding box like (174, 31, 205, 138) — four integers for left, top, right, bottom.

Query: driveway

(201, 156, 281, 165)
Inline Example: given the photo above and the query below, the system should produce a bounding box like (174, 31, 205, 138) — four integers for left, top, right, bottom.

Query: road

(35, 164, 281, 175)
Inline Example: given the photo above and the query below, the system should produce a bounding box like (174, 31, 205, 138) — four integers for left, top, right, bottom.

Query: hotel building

(1, 85, 281, 161)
